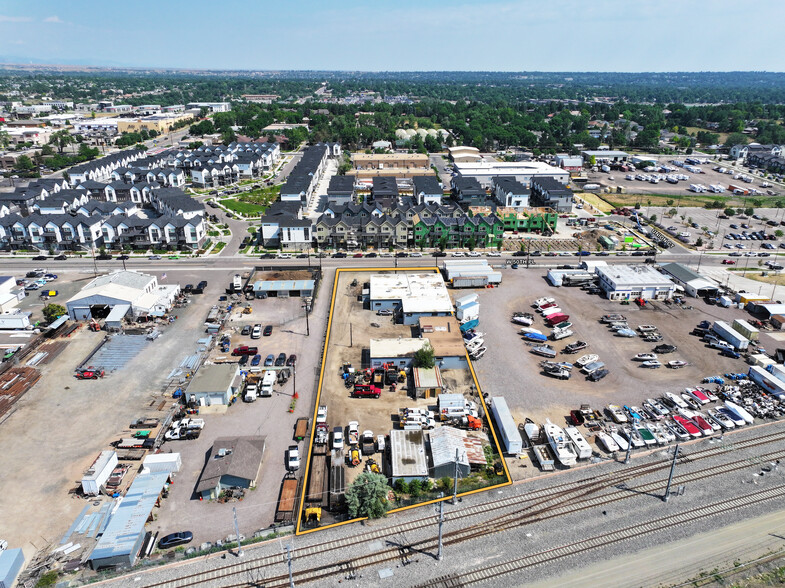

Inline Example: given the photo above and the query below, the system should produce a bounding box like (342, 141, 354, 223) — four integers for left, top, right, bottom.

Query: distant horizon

(2, 0, 785, 71)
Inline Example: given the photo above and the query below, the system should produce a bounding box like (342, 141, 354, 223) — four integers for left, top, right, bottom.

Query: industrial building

(185, 363, 240, 406)
(389, 429, 429, 483)
(595, 264, 676, 301)
(196, 436, 266, 500)
(369, 338, 429, 369)
(412, 366, 444, 399)
(447, 146, 482, 163)
(428, 426, 487, 478)
(65, 270, 180, 321)
(452, 161, 569, 189)
(0, 548, 25, 588)
(368, 273, 453, 325)
(88, 472, 170, 570)
(580, 150, 629, 164)
(252, 279, 315, 299)
(659, 263, 719, 298)
(417, 316, 469, 370)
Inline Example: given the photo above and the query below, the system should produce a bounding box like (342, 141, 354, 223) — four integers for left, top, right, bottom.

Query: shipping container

(749, 366, 785, 400)
(453, 277, 488, 288)
(732, 319, 760, 341)
(455, 293, 479, 308)
(81, 451, 118, 496)
(766, 363, 785, 384)
(712, 320, 750, 350)
(142, 453, 182, 474)
(490, 396, 523, 454)
(456, 301, 480, 322)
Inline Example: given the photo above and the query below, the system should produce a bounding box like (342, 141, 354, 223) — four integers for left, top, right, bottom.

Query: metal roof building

(185, 363, 240, 406)
(252, 279, 315, 298)
(595, 264, 676, 301)
(389, 429, 428, 483)
(427, 426, 489, 479)
(659, 263, 718, 298)
(88, 472, 169, 570)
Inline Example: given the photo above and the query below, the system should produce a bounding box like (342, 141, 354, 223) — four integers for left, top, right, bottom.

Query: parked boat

(638, 325, 657, 333)
(531, 345, 557, 358)
(469, 346, 487, 360)
(636, 424, 658, 446)
(608, 425, 629, 451)
(462, 329, 484, 341)
(685, 388, 711, 405)
(459, 319, 479, 332)
(552, 321, 573, 331)
(622, 426, 646, 448)
(624, 405, 643, 421)
(634, 353, 657, 361)
(551, 329, 574, 341)
(665, 392, 689, 409)
(564, 426, 593, 459)
(672, 415, 702, 438)
(650, 422, 674, 443)
(725, 400, 754, 424)
(641, 360, 663, 368)
(534, 297, 555, 308)
(608, 404, 628, 423)
(601, 314, 626, 323)
(707, 408, 735, 430)
(647, 398, 670, 416)
(512, 315, 534, 326)
(681, 393, 702, 410)
(642, 402, 663, 420)
(668, 360, 688, 369)
(519, 327, 543, 335)
(541, 360, 573, 371)
(543, 366, 570, 379)
(576, 354, 599, 367)
(523, 332, 549, 343)
(596, 431, 620, 452)
(563, 340, 588, 354)
(690, 413, 715, 436)
(540, 306, 562, 316)
(719, 407, 746, 427)
(544, 420, 578, 466)
(616, 328, 637, 338)
(701, 411, 723, 432)
(665, 419, 691, 441)
(523, 419, 555, 471)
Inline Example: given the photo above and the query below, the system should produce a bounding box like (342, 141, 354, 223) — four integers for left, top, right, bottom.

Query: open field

(574, 191, 615, 213)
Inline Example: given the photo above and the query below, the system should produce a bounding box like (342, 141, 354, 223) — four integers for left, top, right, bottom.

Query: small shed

(413, 366, 443, 399)
(142, 453, 182, 475)
(389, 429, 428, 484)
(81, 450, 119, 496)
(185, 363, 239, 406)
(104, 304, 131, 330)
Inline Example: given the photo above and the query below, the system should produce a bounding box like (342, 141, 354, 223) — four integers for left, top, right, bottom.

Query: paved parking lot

(470, 266, 770, 479)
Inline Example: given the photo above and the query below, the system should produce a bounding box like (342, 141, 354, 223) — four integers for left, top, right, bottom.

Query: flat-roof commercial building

(369, 273, 453, 325)
(595, 264, 676, 301)
(252, 279, 315, 299)
(195, 436, 266, 500)
(390, 429, 428, 483)
(185, 363, 240, 406)
(88, 472, 169, 570)
(453, 161, 569, 189)
(659, 263, 719, 298)
(418, 316, 469, 370)
(369, 338, 429, 369)
(581, 150, 629, 163)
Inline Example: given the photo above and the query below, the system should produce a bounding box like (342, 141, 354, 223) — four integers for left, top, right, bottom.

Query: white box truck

(260, 370, 276, 397)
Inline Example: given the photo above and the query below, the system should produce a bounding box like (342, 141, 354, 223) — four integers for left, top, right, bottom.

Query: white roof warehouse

(369, 273, 453, 325)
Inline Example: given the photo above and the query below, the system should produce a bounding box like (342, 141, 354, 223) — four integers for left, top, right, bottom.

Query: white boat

(607, 404, 628, 423)
(667, 360, 688, 369)
(512, 315, 534, 326)
(707, 408, 735, 430)
(622, 426, 646, 448)
(725, 400, 754, 424)
(637, 325, 657, 333)
(544, 420, 578, 466)
(665, 420, 690, 441)
(551, 329, 574, 341)
(634, 353, 657, 361)
(596, 431, 619, 452)
(540, 307, 563, 317)
(534, 297, 555, 308)
(616, 328, 637, 338)
(564, 426, 593, 459)
(608, 425, 629, 451)
(531, 345, 557, 358)
(651, 422, 675, 443)
(465, 338, 485, 352)
(636, 424, 659, 446)
(576, 354, 599, 367)
(519, 327, 542, 335)
(665, 392, 689, 409)
(641, 360, 662, 368)
(719, 406, 746, 427)
(647, 398, 670, 416)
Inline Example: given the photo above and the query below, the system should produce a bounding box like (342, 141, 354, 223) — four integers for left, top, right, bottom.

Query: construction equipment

(304, 507, 321, 527)
(365, 458, 380, 474)
(88, 321, 101, 332)
(348, 445, 361, 467)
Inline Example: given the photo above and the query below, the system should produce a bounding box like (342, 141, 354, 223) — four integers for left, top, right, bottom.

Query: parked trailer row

(490, 396, 523, 454)
(712, 320, 750, 351)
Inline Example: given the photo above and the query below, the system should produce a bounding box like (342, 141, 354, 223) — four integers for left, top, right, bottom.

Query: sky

(1, 0, 784, 71)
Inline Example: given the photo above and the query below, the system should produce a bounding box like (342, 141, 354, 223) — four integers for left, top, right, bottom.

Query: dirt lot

(310, 269, 492, 523)
(471, 267, 762, 479)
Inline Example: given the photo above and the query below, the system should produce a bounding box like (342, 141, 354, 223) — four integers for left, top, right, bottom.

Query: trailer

(81, 451, 118, 496)
(294, 417, 309, 441)
(275, 475, 300, 523)
(453, 276, 489, 288)
(489, 396, 523, 454)
(456, 301, 480, 322)
(455, 293, 479, 308)
(117, 449, 146, 461)
(305, 451, 328, 507)
(749, 366, 785, 400)
(712, 320, 750, 351)
(732, 319, 760, 341)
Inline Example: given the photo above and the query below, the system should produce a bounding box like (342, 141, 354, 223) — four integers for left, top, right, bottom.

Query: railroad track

(421, 484, 785, 587)
(139, 432, 785, 588)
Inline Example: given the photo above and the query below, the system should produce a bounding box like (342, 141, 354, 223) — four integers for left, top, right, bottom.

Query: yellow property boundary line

(295, 266, 511, 535)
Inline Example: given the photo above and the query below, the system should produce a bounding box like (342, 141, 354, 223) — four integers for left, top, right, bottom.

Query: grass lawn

(211, 241, 227, 253)
(685, 126, 730, 145)
(239, 185, 281, 205)
(575, 192, 614, 213)
(219, 198, 266, 215)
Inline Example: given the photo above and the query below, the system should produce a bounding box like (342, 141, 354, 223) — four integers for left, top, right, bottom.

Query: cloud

(0, 15, 33, 23)
(43, 16, 63, 23)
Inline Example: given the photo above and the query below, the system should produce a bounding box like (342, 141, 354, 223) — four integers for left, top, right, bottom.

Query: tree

(649, 214, 657, 223)
(724, 132, 748, 148)
(745, 207, 754, 216)
(16, 155, 35, 171)
(776, 230, 784, 238)
(724, 207, 735, 217)
(49, 130, 74, 154)
(696, 237, 704, 247)
(466, 236, 476, 251)
(345, 472, 390, 519)
(42, 303, 66, 323)
(668, 208, 677, 217)
(413, 343, 435, 369)
(666, 199, 674, 207)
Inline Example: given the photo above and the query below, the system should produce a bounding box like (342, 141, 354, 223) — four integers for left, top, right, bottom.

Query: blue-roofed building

(252, 279, 315, 298)
(87, 472, 169, 570)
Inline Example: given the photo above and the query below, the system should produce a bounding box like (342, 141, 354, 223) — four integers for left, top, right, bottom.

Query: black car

(259, 253, 275, 259)
(286, 354, 297, 367)
(241, 325, 251, 336)
(275, 353, 287, 366)
(183, 284, 194, 293)
(332, 252, 347, 258)
(395, 252, 408, 258)
(365, 252, 378, 258)
(54, 254, 68, 260)
(263, 325, 273, 336)
(631, 251, 644, 256)
(118, 254, 130, 260)
(26, 271, 42, 278)
(192, 280, 207, 294)
(512, 251, 528, 257)
(97, 253, 113, 260)
(433, 251, 447, 257)
(158, 531, 193, 549)
(296, 253, 308, 258)
(32, 255, 48, 261)
(588, 368, 609, 382)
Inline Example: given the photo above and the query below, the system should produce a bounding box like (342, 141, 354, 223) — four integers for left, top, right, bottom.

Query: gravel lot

(471, 266, 768, 479)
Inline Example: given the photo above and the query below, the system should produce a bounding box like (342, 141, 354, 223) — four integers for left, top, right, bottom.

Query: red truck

(232, 346, 259, 356)
(352, 384, 381, 398)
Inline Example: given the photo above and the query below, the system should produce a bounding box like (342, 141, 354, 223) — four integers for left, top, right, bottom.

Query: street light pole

(302, 302, 310, 337)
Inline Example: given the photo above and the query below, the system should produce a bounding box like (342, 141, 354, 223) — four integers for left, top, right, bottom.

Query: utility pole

(302, 302, 310, 336)
(437, 492, 444, 561)
(349, 323, 353, 348)
(663, 444, 680, 502)
(286, 543, 295, 588)
(624, 421, 635, 465)
(451, 447, 459, 504)
(233, 507, 243, 557)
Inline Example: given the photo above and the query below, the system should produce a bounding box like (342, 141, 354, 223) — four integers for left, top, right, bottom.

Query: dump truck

(360, 430, 375, 455)
(294, 417, 309, 441)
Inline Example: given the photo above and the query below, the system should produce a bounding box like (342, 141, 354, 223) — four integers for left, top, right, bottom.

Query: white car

(332, 427, 344, 450)
(487, 252, 501, 257)
(286, 445, 300, 471)
(251, 324, 261, 339)
(316, 405, 327, 424)
(467, 251, 481, 257)
(451, 252, 466, 257)
(409, 252, 422, 257)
